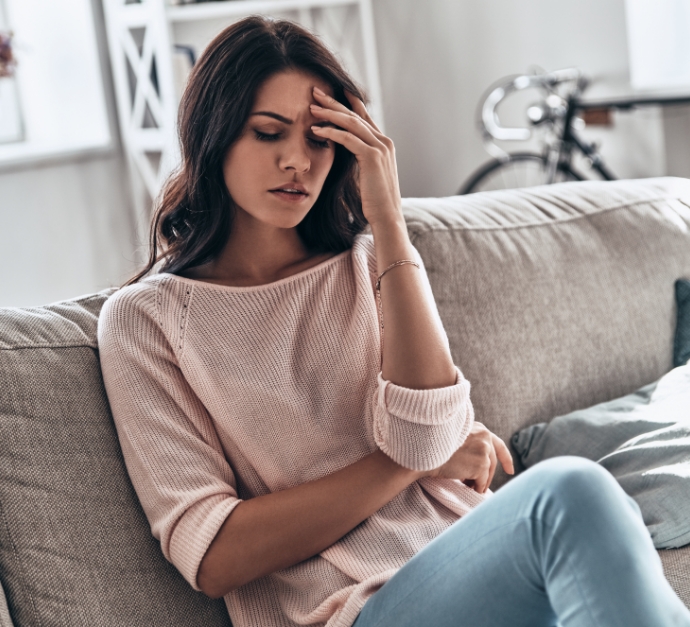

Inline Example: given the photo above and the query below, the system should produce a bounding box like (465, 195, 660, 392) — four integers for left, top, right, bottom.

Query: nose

(279, 136, 311, 174)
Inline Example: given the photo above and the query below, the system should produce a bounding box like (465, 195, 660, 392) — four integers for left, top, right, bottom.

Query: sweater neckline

(159, 247, 351, 293)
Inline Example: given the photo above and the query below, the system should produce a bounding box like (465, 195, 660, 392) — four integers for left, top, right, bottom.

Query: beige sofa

(1, 177, 689, 626)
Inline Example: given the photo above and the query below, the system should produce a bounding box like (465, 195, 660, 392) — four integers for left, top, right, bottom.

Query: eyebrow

(250, 111, 293, 124)
(249, 111, 334, 127)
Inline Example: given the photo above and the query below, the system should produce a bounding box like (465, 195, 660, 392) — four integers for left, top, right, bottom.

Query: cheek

(223, 142, 265, 195)
(314, 150, 336, 181)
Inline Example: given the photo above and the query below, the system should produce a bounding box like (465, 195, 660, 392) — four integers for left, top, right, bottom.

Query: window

(0, 0, 111, 165)
(626, 0, 690, 90)
(0, 1, 22, 144)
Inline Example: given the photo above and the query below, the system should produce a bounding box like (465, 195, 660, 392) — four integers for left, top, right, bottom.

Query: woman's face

(223, 70, 337, 231)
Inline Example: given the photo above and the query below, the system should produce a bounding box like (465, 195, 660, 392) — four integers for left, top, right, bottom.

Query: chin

(263, 212, 311, 230)
(263, 202, 315, 228)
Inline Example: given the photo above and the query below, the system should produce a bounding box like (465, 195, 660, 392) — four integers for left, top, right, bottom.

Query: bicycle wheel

(458, 153, 581, 195)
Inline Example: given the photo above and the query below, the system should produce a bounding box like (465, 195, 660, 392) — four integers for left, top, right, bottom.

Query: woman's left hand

(311, 87, 403, 228)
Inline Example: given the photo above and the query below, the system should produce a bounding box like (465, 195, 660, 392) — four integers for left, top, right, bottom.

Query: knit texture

(97, 234, 486, 627)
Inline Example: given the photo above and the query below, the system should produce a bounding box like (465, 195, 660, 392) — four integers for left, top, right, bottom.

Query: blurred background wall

(375, 0, 669, 196)
(0, 0, 685, 306)
(0, 0, 136, 307)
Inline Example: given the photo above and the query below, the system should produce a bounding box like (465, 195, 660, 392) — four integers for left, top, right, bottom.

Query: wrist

(369, 215, 407, 239)
(369, 218, 415, 270)
(414, 469, 434, 481)
(373, 449, 427, 482)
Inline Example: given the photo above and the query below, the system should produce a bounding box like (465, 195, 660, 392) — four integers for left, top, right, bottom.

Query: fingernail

(310, 104, 322, 110)
(313, 86, 326, 95)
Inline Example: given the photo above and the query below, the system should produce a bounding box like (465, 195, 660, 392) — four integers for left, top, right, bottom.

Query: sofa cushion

(0, 581, 12, 627)
(402, 177, 690, 488)
(661, 546, 690, 607)
(0, 292, 231, 627)
(676, 278, 690, 367)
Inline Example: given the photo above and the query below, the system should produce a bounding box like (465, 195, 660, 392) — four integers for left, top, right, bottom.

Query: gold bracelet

(375, 259, 420, 292)
(375, 260, 420, 336)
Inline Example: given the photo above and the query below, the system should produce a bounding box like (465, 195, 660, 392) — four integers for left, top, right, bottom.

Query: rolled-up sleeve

(97, 284, 242, 591)
(372, 366, 475, 471)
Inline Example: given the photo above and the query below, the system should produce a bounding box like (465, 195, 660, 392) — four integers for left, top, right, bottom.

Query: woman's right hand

(425, 422, 515, 493)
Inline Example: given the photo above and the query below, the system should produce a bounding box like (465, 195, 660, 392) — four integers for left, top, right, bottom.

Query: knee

(522, 457, 649, 555)
(527, 456, 625, 508)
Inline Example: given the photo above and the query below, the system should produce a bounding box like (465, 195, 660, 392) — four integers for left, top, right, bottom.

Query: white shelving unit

(101, 0, 383, 240)
(0, 0, 113, 168)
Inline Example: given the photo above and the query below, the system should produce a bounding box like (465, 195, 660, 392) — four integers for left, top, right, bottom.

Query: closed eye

(254, 130, 331, 150)
(254, 130, 281, 142)
(308, 137, 331, 149)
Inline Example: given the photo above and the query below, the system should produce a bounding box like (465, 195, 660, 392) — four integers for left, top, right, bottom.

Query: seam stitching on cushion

(405, 194, 686, 235)
(0, 499, 43, 627)
(0, 343, 97, 352)
(0, 292, 115, 313)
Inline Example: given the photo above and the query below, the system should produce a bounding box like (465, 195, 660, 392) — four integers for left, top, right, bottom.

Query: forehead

(252, 70, 334, 113)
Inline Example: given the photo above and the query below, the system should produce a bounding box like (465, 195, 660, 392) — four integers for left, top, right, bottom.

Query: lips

(269, 184, 308, 196)
(268, 184, 309, 203)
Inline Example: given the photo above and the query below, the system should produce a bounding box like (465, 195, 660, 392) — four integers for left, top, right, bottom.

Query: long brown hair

(126, 16, 368, 285)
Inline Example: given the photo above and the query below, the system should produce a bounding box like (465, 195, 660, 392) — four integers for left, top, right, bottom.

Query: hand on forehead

(250, 70, 336, 125)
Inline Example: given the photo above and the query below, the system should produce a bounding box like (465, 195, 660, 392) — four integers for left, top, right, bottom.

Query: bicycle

(458, 67, 690, 194)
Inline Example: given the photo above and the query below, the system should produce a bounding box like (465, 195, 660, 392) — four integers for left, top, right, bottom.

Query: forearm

(370, 217, 457, 389)
(197, 449, 424, 598)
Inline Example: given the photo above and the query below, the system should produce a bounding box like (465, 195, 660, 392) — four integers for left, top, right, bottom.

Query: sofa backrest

(2, 177, 689, 625)
(0, 293, 232, 626)
(403, 176, 690, 484)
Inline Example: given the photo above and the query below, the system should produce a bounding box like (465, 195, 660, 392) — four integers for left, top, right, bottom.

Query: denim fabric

(352, 457, 690, 627)
(676, 279, 690, 368)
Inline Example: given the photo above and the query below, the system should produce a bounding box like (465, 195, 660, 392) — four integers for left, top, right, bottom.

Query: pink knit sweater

(97, 233, 487, 627)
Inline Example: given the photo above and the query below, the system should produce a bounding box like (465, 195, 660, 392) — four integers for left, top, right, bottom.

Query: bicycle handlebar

(481, 68, 585, 142)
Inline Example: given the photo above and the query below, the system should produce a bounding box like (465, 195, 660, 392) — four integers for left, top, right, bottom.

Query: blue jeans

(352, 456, 690, 627)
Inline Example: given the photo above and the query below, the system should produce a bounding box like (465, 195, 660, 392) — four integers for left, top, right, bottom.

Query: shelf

(167, 0, 358, 22)
(1, 0, 113, 171)
(0, 140, 114, 171)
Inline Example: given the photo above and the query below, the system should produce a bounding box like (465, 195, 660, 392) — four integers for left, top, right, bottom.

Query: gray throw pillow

(676, 278, 690, 367)
(0, 292, 232, 627)
(511, 364, 690, 549)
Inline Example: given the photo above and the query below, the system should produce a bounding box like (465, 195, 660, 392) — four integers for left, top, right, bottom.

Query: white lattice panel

(102, 0, 383, 239)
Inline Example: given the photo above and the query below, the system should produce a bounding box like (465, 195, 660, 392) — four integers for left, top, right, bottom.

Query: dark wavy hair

(126, 15, 368, 285)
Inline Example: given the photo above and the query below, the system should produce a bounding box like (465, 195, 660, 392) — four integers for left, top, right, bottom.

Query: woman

(97, 16, 690, 627)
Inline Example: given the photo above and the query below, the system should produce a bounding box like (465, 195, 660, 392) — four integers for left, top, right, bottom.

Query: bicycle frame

(554, 94, 616, 182)
(472, 68, 690, 190)
(477, 69, 614, 183)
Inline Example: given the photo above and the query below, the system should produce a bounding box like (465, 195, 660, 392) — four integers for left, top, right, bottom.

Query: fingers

(473, 436, 495, 493)
(476, 431, 510, 494)
(311, 125, 370, 156)
(312, 87, 385, 145)
(492, 434, 515, 475)
(439, 425, 515, 494)
(481, 446, 497, 493)
(312, 85, 352, 114)
(343, 89, 382, 133)
(310, 103, 382, 148)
